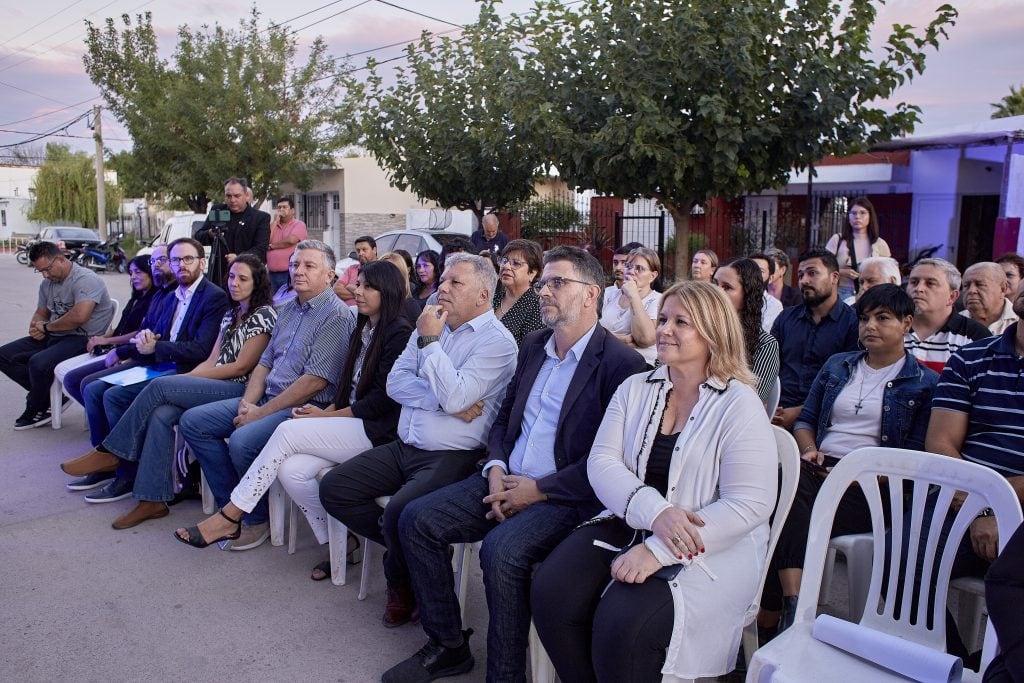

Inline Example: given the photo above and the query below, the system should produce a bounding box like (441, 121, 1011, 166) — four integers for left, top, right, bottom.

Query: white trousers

(230, 416, 374, 544)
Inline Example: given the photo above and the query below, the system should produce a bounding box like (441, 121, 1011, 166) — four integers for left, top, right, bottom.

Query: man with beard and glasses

(61, 238, 229, 503)
(770, 248, 859, 430)
(382, 246, 646, 683)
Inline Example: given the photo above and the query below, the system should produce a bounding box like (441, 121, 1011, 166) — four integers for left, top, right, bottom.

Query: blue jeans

(178, 397, 293, 525)
(0, 334, 88, 411)
(63, 357, 106, 406)
(102, 375, 246, 502)
(399, 473, 581, 682)
(82, 366, 149, 446)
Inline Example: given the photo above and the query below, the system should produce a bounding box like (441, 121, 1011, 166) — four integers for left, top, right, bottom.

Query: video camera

(206, 208, 231, 235)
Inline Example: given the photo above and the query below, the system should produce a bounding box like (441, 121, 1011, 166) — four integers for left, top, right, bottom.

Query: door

(956, 195, 1000, 272)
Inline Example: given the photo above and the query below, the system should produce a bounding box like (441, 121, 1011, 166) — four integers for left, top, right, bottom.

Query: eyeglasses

(532, 276, 594, 292)
(169, 255, 199, 266)
(625, 263, 649, 273)
(498, 257, 527, 269)
(149, 256, 169, 266)
(34, 257, 58, 274)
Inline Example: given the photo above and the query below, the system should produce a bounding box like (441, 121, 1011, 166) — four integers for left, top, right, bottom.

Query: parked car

(372, 230, 469, 257)
(136, 214, 210, 258)
(35, 226, 102, 250)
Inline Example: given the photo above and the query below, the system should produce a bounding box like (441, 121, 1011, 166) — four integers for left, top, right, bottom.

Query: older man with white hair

(960, 261, 1019, 335)
(843, 256, 902, 304)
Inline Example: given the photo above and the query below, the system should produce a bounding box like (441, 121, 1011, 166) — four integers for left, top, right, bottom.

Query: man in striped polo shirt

(905, 258, 990, 373)
(925, 279, 1024, 596)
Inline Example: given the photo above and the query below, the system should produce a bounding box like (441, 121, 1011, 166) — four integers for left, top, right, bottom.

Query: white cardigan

(587, 365, 777, 679)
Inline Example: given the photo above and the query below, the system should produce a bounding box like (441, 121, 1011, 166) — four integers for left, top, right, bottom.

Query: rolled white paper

(811, 614, 963, 683)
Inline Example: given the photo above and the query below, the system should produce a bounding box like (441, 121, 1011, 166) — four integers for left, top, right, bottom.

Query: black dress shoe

(381, 629, 474, 683)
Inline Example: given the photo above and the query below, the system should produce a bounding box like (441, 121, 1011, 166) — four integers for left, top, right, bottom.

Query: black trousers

(0, 334, 87, 411)
(318, 439, 480, 586)
(531, 518, 673, 683)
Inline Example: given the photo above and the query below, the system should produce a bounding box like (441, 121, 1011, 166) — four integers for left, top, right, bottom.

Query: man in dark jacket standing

(383, 246, 647, 683)
(196, 177, 271, 283)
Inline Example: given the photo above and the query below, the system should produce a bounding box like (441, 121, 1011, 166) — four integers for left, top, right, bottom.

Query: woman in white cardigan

(531, 281, 778, 681)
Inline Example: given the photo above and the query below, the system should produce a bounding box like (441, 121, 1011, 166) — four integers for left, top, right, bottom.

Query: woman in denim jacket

(760, 284, 939, 636)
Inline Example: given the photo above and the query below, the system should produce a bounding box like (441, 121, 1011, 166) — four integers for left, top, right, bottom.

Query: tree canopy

(991, 84, 1024, 119)
(83, 10, 351, 213)
(28, 143, 118, 229)
(510, 0, 958, 276)
(351, 1, 545, 221)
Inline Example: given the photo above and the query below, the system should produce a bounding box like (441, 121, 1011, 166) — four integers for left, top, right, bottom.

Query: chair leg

(453, 542, 476, 625)
(328, 516, 348, 587)
(820, 546, 837, 605)
(268, 480, 287, 548)
(200, 470, 216, 515)
(529, 620, 557, 683)
(50, 378, 63, 430)
(358, 541, 376, 600)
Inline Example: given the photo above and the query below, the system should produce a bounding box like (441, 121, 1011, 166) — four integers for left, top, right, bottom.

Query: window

(1, 210, 6, 227)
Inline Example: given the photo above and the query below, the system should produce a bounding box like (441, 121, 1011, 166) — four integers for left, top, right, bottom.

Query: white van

(136, 214, 210, 258)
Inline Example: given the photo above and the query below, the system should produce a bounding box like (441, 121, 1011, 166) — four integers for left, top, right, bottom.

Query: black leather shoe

(381, 628, 474, 683)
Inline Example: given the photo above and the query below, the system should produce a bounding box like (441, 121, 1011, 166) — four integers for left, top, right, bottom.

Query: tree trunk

(665, 200, 692, 286)
(187, 193, 210, 214)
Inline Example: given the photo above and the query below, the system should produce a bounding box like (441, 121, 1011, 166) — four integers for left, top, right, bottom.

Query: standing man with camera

(196, 177, 271, 284)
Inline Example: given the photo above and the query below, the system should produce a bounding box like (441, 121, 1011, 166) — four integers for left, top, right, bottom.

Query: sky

(1, 0, 1022, 159)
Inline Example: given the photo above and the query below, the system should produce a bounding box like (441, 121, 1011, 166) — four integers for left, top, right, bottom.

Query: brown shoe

(61, 448, 120, 477)
(112, 501, 169, 530)
(383, 583, 418, 628)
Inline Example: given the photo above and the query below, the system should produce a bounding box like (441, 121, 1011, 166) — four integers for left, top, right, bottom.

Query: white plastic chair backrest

(794, 447, 1022, 668)
(764, 377, 781, 417)
(107, 298, 121, 336)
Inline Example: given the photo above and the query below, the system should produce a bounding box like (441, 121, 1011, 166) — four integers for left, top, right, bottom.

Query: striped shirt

(932, 323, 1024, 476)
(259, 286, 355, 406)
(752, 330, 780, 404)
(905, 312, 991, 373)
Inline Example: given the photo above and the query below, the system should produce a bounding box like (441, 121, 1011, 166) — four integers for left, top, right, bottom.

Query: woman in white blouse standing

(825, 196, 891, 301)
(600, 246, 662, 365)
(532, 280, 777, 681)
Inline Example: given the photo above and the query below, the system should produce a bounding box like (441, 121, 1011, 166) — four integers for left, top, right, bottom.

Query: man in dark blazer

(62, 237, 229, 502)
(195, 176, 271, 283)
(383, 247, 647, 683)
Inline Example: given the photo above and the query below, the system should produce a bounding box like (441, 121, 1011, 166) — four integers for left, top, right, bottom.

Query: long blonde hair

(380, 252, 412, 297)
(659, 280, 756, 388)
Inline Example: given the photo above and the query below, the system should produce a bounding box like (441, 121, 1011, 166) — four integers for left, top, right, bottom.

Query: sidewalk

(0, 255, 487, 682)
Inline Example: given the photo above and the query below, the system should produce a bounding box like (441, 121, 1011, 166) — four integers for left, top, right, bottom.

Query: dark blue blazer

(117, 277, 229, 372)
(487, 323, 648, 520)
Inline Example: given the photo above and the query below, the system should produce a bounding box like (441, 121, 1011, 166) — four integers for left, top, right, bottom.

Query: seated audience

(764, 247, 802, 308)
(762, 284, 939, 635)
(0, 241, 115, 429)
(413, 249, 442, 309)
(713, 258, 780, 403)
(690, 248, 718, 282)
(319, 254, 518, 627)
(384, 247, 646, 682)
(66, 238, 229, 503)
(59, 255, 276, 529)
(492, 239, 544, 346)
(178, 261, 411, 570)
(904, 258, 990, 372)
(842, 255, 901, 304)
(531, 281, 777, 681)
(57, 254, 157, 408)
(960, 261, 1018, 335)
(600, 246, 661, 365)
(996, 252, 1024, 294)
(175, 240, 355, 550)
(749, 252, 784, 333)
(771, 248, 859, 429)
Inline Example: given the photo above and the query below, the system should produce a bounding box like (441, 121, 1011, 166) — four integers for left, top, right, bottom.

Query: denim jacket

(794, 350, 940, 451)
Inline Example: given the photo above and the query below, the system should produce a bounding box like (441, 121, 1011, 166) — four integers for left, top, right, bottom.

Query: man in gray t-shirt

(0, 241, 114, 429)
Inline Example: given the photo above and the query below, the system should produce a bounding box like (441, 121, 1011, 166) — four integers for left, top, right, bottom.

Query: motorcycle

(76, 237, 128, 273)
(15, 242, 31, 266)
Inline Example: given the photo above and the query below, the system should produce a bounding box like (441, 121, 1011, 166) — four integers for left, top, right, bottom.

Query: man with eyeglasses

(320, 253, 518, 630)
(381, 247, 646, 683)
(0, 241, 115, 429)
(61, 237, 229, 503)
(195, 176, 271, 282)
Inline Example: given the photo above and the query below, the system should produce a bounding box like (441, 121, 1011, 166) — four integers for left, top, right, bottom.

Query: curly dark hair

(717, 258, 764, 365)
(227, 254, 274, 326)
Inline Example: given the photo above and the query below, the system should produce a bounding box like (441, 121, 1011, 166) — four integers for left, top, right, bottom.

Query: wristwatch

(417, 335, 439, 349)
(976, 507, 994, 519)
(42, 322, 50, 334)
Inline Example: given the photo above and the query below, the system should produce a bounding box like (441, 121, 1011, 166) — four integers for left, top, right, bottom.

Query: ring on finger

(672, 536, 683, 544)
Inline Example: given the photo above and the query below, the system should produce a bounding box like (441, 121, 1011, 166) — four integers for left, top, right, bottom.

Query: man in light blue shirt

(382, 247, 647, 683)
(320, 253, 518, 630)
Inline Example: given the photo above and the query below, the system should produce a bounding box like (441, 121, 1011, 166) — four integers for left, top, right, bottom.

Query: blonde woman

(532, 281, 777, 681)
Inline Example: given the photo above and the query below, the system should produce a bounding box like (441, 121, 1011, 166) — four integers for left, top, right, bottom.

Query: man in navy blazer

(67, 237, 229, 502)
(384, 247, 647, 683)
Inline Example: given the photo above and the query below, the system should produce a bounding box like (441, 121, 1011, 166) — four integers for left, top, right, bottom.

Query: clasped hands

(130, 329, 161, 355)
(233, 398, 265, 427)
(482, 467, 545, 522)
(611, 506, 706, 584)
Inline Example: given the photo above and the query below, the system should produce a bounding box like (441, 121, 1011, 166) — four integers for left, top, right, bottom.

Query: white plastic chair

(50, 297, 120, 429)
(747, 448, 1023, 683)
(739, 425, 802, 667)
(764, 377, 781, 417)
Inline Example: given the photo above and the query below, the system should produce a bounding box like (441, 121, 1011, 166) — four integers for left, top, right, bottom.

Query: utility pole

(93, 105, 107, 239)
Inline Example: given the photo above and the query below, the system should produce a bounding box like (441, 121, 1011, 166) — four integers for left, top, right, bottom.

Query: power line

(0, 0, 88, 46)
(0, 111, 92, 148)
(0, 96, 102, 128)
(288, 0, 374, 36)
(373, 0, 462, 29)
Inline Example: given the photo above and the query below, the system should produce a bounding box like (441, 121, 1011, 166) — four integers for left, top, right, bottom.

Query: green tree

(28, 143, 118, 228)
(105, 150, 147, 199)
(991, 84, 1024, 119)
(351, 1, 545, 221)
(512, 0, 957, 277)
(84, 9, 351, 213)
